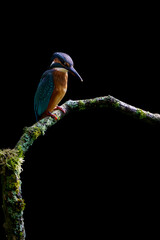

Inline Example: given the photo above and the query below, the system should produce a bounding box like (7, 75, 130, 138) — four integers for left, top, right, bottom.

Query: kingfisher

(34, 52, 83, 121)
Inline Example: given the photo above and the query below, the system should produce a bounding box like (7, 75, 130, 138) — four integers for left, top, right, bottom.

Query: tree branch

(15, 95, 160, 154)
(1, 95, 160, 239)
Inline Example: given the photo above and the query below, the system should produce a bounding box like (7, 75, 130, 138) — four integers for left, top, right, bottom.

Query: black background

(0, 2, 160, 239)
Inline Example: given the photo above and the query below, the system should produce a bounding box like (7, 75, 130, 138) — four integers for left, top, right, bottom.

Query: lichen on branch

(0, 94, 160, 239)
(14, 95, 160, 157)
(0, 148, 24, 176)
(0, 148, 26, 239)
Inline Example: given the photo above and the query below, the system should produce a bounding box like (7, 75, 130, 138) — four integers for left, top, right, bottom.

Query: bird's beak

(68, 66, 83, 82)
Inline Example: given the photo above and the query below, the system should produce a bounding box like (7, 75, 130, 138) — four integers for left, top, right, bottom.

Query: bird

(34, 52, 83, 121)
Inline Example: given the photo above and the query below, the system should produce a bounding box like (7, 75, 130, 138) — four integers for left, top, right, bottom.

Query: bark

(0, 95, 160, 239)
(15, 95, 160, 154)
(0, 149, 25, 240)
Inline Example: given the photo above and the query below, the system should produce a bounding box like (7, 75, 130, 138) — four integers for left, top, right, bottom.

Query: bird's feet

(46, 106, 65, 120)
(54, 106, 66, 113)
(46, 111, 58, 120)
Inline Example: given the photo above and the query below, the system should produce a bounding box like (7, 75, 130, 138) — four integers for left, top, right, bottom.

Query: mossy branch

(14, 95, 160, 155)
(1, 95, 160, 239)
(0, 148, 26, 239)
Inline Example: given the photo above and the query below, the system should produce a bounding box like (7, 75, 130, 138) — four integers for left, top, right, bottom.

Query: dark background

(0, 2, 159, 239)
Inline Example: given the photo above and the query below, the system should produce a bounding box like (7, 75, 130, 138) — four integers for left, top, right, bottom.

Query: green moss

(16, 125, 43, 153)
(79, 100, 86, 110)
(0, 149, 24, 176)
(24, 125, 42, 140)
(1, 148, 26, 238)
(136, 108, 146, 119)
(6, 155, 24, 177)
(17, 145, 24, 159)
(15, 198, 26, 212)
(90, 98, 97, 104)
(32, 126, 42, 140)
(114, 101, 120, 108)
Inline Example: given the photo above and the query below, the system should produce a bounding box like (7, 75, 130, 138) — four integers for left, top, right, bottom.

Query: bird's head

(50, 52, 83, 82)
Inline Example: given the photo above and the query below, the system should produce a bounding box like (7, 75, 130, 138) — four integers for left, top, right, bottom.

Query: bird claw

(54, 106, 66, 113)
(46, 111, 58, 120)
(46, 106, 65, 120)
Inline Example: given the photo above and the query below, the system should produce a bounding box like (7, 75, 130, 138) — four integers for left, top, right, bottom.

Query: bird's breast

(53, 70, 68, 95)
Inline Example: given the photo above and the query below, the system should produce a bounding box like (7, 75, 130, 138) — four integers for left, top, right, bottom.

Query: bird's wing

(34, 70, 54, 121)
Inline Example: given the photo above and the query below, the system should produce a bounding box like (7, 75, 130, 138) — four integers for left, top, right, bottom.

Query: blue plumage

(34, 52, 83, 121)
(51, 52, 74, 66)
(34, 70, 54, 121)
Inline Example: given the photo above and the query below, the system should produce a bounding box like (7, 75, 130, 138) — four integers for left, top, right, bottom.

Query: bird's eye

(64, 62, 70, 67)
